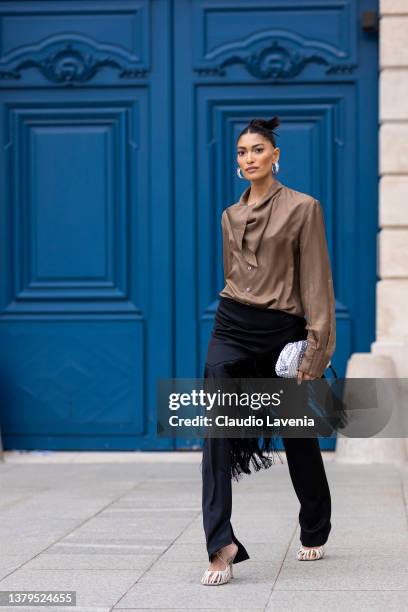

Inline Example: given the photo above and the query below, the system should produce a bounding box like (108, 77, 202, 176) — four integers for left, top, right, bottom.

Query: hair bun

(238, 115, 281, 148)
(250, 117, 280, 132)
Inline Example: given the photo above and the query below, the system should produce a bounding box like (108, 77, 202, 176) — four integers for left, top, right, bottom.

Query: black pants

(201, 297, 332, 564)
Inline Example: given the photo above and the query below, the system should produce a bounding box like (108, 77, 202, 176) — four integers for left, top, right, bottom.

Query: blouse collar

(238, 177, 283, 209)
(225, 178, 284, 267)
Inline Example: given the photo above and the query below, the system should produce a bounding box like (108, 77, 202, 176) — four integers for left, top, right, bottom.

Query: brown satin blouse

(219, 178, 336, 378)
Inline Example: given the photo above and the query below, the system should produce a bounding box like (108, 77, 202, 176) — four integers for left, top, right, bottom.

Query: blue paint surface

(0, 0, 378, 452)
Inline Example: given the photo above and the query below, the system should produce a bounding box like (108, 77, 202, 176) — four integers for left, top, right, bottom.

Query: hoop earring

(272, 161, 280, 175)
(237, 167, 245, 179)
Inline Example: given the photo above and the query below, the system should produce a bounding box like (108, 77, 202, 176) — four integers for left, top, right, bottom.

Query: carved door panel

(0, 1, 173, 449)
(174, 0, 379, 450)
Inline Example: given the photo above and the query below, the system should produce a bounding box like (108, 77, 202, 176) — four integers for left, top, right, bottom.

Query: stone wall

(336, 1, 408, 462)
(377, 0, 408, 370)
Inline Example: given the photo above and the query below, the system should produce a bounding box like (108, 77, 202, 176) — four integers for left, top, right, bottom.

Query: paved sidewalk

(0, 450, 407, 611)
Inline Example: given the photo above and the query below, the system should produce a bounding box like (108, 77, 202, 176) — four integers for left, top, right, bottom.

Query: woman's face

(236, 132, 280, 180)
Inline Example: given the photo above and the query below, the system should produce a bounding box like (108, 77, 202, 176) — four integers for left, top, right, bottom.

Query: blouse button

(247, 265, 252, 270)
(246, 287, 251, 292)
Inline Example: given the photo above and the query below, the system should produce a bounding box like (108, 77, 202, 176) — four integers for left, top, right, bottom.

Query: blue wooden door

(0, 0, 378, 451)
(174, 0, 379, 450)
(0, 0, 173, 449)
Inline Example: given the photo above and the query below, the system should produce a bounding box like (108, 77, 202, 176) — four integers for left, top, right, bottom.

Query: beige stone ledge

(377, 279, 408, 339)
(335, 352, 407, 463)
(381, 0, 408, 15)
(370, 341, 408, 459)
(379, 228, 408, 276)
(380, 69, 408, 120)
(380, 176, 408, 226)
(380, 16, 408, 67)
(380, 124, 408, 173)
(372, 339, 408, 377)
(0, 450, 335, 464)
(1, 450, 203, 464)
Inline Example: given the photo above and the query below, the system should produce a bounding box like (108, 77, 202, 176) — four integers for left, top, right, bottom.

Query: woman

(200, 116, 336, 586)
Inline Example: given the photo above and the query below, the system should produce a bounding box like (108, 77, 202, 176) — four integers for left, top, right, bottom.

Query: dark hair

(237, 116, 280, 148)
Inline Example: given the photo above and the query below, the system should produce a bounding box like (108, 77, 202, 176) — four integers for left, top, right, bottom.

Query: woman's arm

(297, 198, 336, 378)
(221, 210, 232, 280)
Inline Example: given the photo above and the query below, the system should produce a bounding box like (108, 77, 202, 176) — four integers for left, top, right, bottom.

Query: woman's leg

(255, 348, 332, 547)
(282, 436, 332, 546)
(202, 434, 250, 563)
(201, 357, 250, 564)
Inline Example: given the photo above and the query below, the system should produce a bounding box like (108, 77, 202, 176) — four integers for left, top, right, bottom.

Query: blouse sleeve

(297, 198, 336, 378)
(221, 210, 232, 280)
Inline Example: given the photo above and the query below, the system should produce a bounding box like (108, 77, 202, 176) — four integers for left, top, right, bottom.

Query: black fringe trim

(199, 435, 284, 483)
(229, 435, 284, 482)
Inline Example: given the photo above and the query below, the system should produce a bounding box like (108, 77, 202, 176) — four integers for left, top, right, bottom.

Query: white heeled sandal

(201, 544, 238, 586)
(297, 545, 325, 561)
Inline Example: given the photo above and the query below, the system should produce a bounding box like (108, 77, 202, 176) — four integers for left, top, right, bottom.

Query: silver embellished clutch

(275, 340, 332, 378)
(275, 340, 307, 378)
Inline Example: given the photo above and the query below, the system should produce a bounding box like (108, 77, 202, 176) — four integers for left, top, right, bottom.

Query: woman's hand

(296, 370, 316, 385)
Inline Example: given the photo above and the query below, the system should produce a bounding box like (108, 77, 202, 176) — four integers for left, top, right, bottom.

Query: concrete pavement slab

(265, 590, 408, 612)
(0, 452, 407, 611)
(0, 569, 140, 609)
(116, 581, 274, 609)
